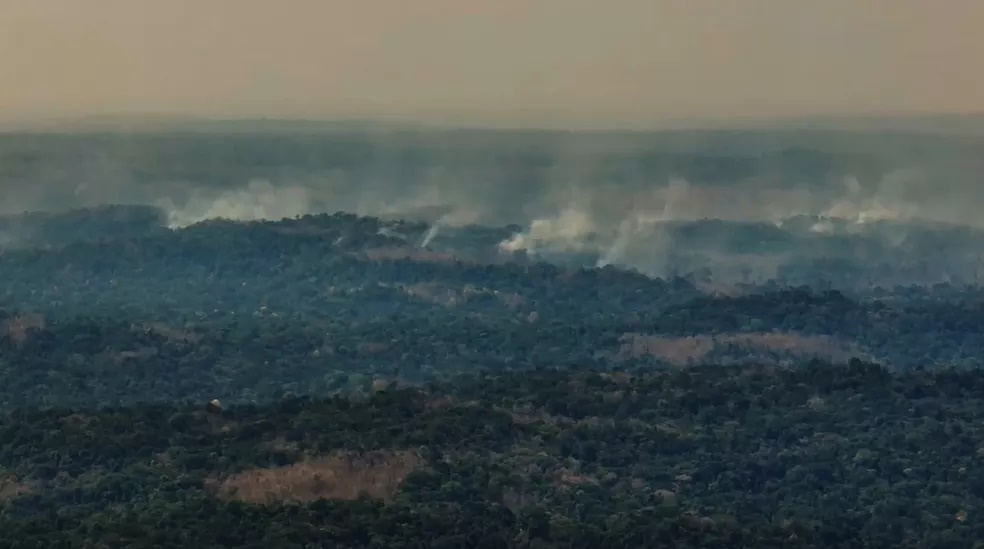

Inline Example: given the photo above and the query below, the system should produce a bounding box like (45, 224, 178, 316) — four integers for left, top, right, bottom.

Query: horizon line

(2, 109, 983, 134)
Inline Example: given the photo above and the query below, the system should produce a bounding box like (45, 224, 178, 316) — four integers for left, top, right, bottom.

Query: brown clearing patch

(620, 335, 715, 366)
(558, 470, 600, 486)
(493, 290, 525, 310)
(425, 395, 456, 410)
(114, 347, 159, 363)
(211, 450, 423, 505)
(357, 341, 390, 356)
(150, 451, 175, 470)
(507, 405, 615, 430)
(0, 475, 33, 502)
(59, 413, 96, 432)
(133, 322, 202, 343)
(361, 246, 461, 265)
(206, 414, 240, 435)
(262, 437, 301, 454)
(403, 282, 462, 307)
(2, 313, 45, 345)
(397, 282, 525, 311)
(619, 332, 868, 366)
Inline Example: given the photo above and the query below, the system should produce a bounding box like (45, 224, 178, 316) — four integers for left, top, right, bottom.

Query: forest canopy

(2, 127, 984, 546)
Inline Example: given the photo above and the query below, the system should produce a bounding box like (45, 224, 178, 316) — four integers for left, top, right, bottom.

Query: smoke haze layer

(1, 127, 983, 288)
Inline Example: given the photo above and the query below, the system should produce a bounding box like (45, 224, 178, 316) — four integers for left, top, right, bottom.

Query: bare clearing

(132, 322, 202, 343)
(619, 332, 869, 366)
(0, 475, 33, 502)
(361, 246, 462, 265)
(397, 282, 525, 310)
(1, 313, 45, 346)
(211, 450, 423, 505)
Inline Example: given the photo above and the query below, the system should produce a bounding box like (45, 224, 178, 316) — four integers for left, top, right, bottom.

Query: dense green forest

(2, 205, 983, 412)
(0, 204, 982, 546)
(2, 128, 984, 546)
(2, 363, 984, 547)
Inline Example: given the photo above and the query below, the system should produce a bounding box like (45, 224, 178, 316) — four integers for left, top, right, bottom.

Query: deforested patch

(402, 282, 463, 307)
(619, 335, 716, 366)
(1, 313, 45, 346)
(0, 475, 33, 503)
(557, 470, 600, 487)
(619, 332, 870, 366)
(360, 246, 462, 265)
(211, 450, 423, 505)
(133, 322, 202, 343)
(395, 282, 525, 310)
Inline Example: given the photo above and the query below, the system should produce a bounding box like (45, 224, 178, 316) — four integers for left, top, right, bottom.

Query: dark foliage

(1, 364, 983, 547)
(1, 201, 984, 546)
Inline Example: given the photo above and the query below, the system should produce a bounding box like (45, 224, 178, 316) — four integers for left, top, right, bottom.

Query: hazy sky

(1, 0, 981, 128)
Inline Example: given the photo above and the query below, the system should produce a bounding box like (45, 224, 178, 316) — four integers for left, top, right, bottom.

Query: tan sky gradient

(1, 0, 981, 128)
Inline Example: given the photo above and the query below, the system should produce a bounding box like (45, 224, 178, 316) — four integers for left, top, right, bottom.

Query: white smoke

(496, 179, 701, 276)
(151, 161, 958, 283)
(160, 180, 314, 228)
(417, 226, 437, 248)
(801, 171, 926, 239)
(492, 170, 942, 278)
(821, 173, 917, 225)
(498, 206, 596, 255)
(419, 206, 487, 247)
(596, 212, 671, 270)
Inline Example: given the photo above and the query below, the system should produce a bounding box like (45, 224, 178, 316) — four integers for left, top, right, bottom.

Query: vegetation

(1, 208, 983, 411)
(1, 363, 983, 547)
(1, 148, 984, 546)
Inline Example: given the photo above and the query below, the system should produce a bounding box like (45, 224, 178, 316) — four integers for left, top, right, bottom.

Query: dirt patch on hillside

(558, 470, 599, 486)
(361, 246, 462, 265)
(357, 341, 391, 356)
(398, 282, 525, 310)
(403, 282, 462, 307)
(133, 322, 202, 343)
(114, 346, 160, 363)
(211, 450, 423, 505)
(619, 332, 868, 366)
(0, 475, 33, 502)
(1, 313, 45, 346)
(425, 395, 457, 410)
